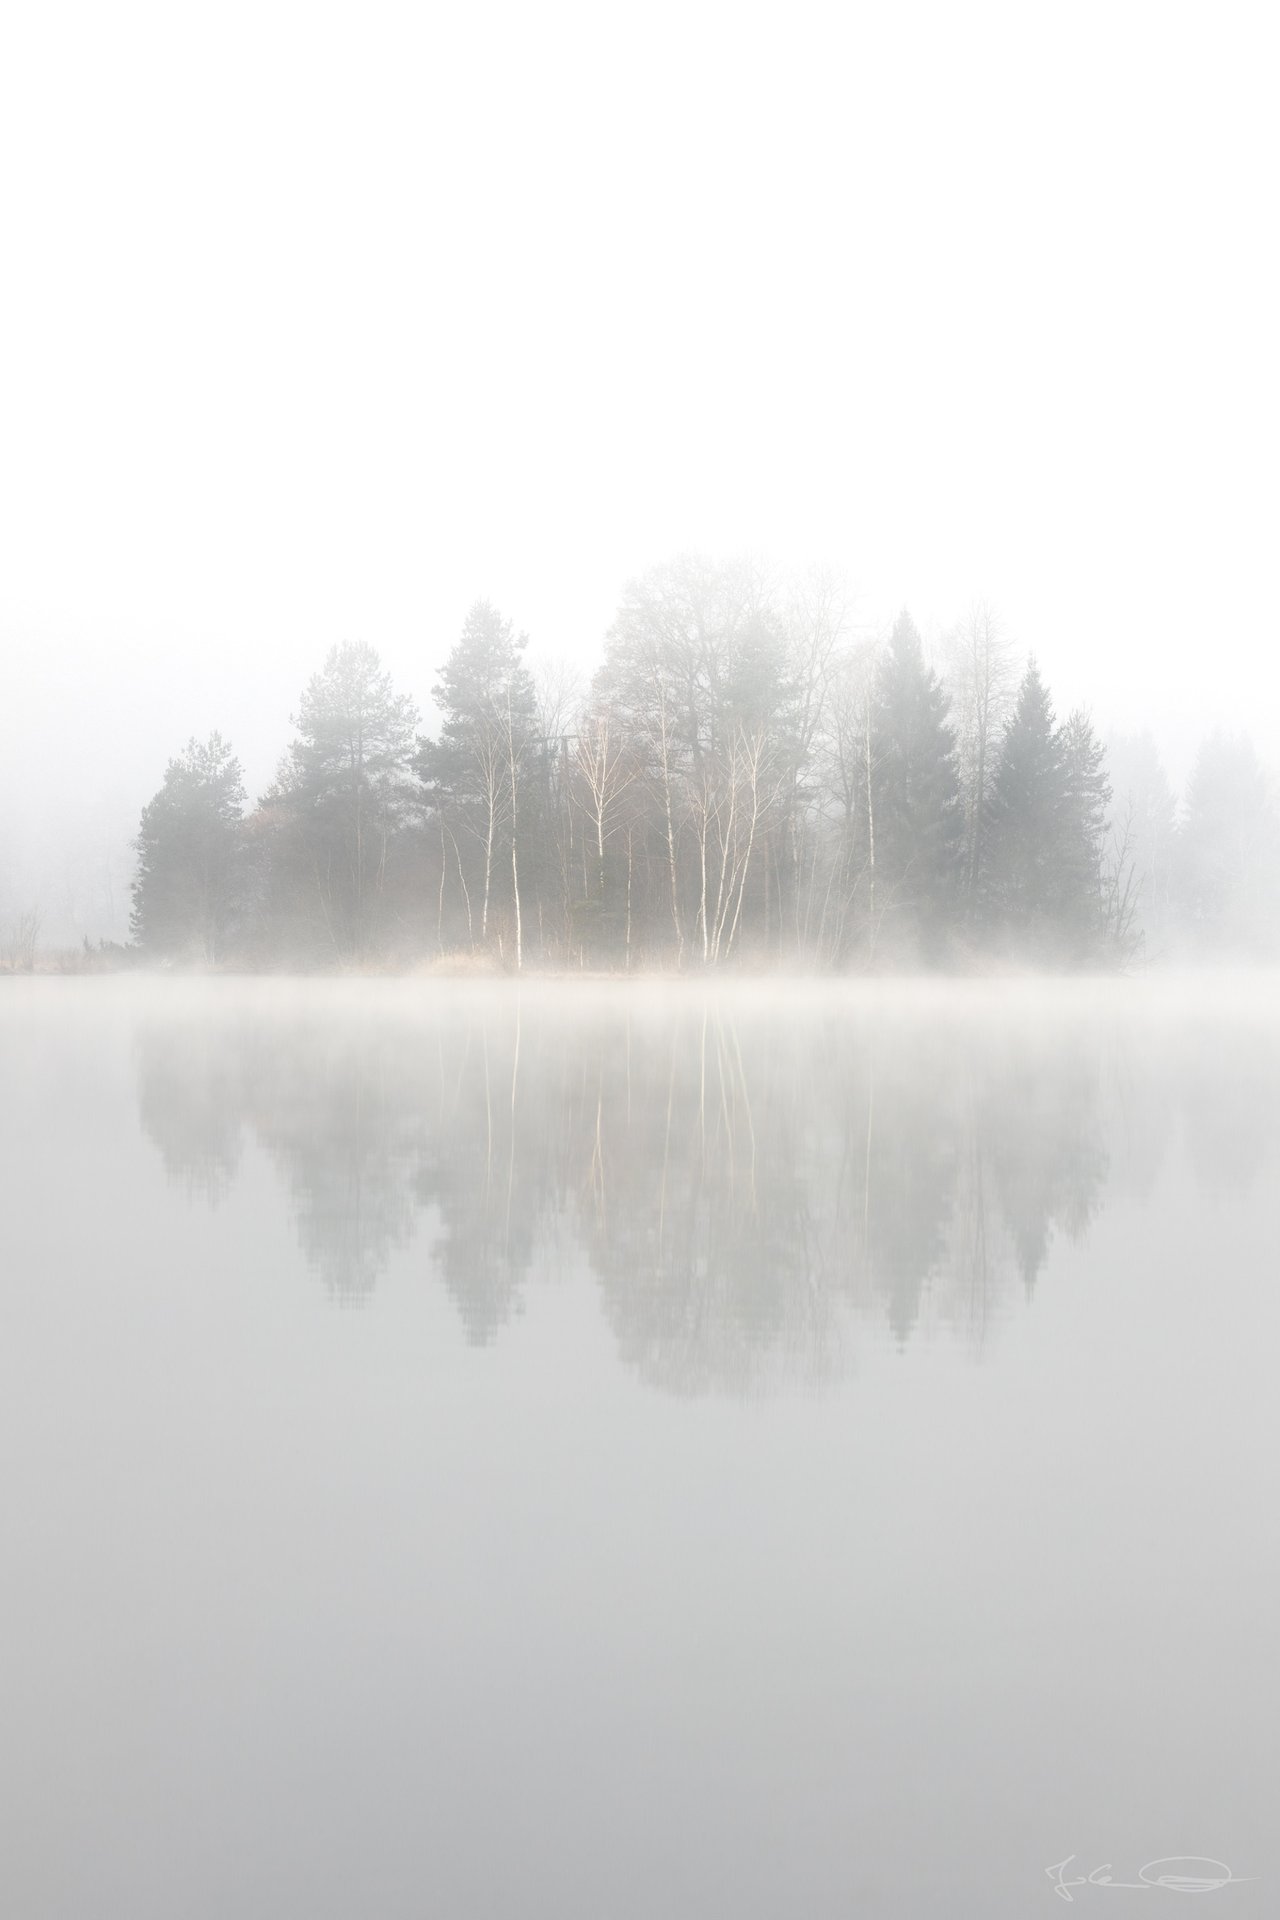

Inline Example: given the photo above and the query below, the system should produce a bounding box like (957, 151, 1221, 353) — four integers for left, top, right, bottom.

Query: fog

(3, 8, 1279, 1914)
(2, 976, 1276, 1917)
(2, 4, 1277, 943)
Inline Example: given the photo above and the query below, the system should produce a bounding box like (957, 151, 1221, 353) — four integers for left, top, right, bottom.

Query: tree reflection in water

(134, 985, 1280, 1390)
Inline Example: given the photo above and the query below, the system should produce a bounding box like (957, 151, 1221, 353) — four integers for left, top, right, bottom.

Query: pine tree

(132, 733, 247, 962)
(266, 642, 419, 961)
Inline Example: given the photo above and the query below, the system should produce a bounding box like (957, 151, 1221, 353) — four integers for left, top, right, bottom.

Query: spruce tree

(983, 666, 1112, 962)
(865, 611, 962, 958)
(982, 661, 1065, 952)
(1058, 709, 1112, 957)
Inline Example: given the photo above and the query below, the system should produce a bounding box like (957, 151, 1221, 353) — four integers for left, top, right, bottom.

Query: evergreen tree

(421, 602, 539, 794)
(983, 665, 1113, 962)
(132, 733, 247, 962)
(864, 611, 962, 958)
(1058, 709, 1112, 956)
(982, 661, 1066, 951)
(265, 642, 418, 962)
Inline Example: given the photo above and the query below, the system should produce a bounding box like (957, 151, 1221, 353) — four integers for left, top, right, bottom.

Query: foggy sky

(2, 1, 1277, 940)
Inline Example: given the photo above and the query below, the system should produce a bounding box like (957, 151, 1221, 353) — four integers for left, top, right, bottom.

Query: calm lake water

(2, 976, 1277, 1918)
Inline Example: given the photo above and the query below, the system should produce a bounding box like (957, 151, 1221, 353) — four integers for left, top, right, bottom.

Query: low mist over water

(2, 977, 1277, 1916)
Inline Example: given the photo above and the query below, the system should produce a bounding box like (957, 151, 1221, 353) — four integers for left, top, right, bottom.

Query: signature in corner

(1046, 1857, 1255, 1902)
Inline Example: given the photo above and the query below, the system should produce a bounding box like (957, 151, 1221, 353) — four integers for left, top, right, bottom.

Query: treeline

(130, 555, 1280, 970)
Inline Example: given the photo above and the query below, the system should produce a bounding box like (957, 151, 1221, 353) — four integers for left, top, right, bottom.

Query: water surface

(2, 977, 1276, 1917)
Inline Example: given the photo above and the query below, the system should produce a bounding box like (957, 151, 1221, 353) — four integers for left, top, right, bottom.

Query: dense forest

(125, 556, 1279, 971)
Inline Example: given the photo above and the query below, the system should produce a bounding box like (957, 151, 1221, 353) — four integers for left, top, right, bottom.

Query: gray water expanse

(2, 978, 1277, 1919)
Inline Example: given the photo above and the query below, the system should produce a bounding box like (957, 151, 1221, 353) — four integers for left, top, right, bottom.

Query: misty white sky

(2, 0, 1277, 938)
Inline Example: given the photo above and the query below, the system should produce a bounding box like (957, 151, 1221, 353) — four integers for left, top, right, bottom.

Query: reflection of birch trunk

(506, 999, 521, 1252)
(482, 1021, 493, 1198)
(658, 1037, 676, 1252)
(862, 1040, 874, 1295)
(590, 1088, 607, 1230)
(865, 688, 876, 966)
(971, 1106, 988, 1347)
(727, 1016, 757, 1210)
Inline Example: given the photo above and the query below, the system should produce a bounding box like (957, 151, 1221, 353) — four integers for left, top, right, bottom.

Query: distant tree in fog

(981, 662, 1060, 938)
(859, 611, 963, 961)
(262, 642, 418, 963)
(417, 601, 539, 955)
(131, 732, 247, 962)
(1103, 732, 1178, 957)
(1058, 710, 1112, 950)
(571, 710, 639, 960)
(982, 663, 1113, 960)
(1176, 733, 1280, 955)
(943, 603, 1019, 901)
(594, 554, 786, 964)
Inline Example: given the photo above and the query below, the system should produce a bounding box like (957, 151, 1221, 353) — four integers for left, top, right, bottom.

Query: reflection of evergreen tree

(135, 1018, 246, 1205)
(245, 1016, 422, 1302)
(858, 1034, 964, 1343)
(978, 1026, 1109, 1293)
(413, 1014, 562, 1344)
